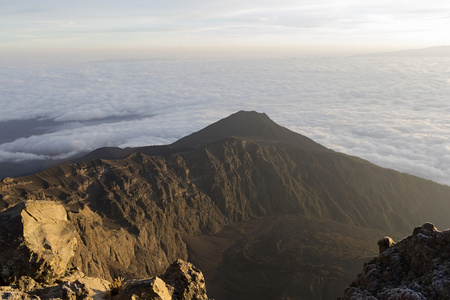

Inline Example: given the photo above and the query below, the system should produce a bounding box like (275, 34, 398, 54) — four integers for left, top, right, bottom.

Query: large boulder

(342, 223, 450, 300)
(0, 201, 77, 284)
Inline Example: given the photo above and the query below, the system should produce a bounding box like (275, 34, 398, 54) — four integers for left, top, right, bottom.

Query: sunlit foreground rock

(0, 201, 77, 284)
(116, 259, 209, 300)
(342, 223, 450, 300)
(0, 201, 210, 300)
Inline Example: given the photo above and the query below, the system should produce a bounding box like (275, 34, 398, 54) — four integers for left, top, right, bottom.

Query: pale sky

(1, 1, 450, 60)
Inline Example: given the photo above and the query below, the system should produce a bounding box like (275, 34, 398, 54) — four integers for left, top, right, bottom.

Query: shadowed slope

(172, 110, 328, 150)
(75, 111, 328, 163)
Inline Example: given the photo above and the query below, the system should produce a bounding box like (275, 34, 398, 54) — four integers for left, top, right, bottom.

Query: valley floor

(182, 215, 391, 300)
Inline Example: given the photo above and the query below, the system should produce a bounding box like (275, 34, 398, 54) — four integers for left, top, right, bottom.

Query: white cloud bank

(1, 56, 450, 186)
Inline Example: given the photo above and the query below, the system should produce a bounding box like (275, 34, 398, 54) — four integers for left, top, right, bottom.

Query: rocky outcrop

(342, 223, 450, 300)
(0, 201, 110, 299)
(161, 259, 209, 300)
(0, 261, 210, 300)
(0, 201, 210, 300)
(377, 236, 396, 253)
(115, 277, 173, 300)
(116, 259, 209, 300)
(0, 263, 111, 299)
(0, 201, 77, 284)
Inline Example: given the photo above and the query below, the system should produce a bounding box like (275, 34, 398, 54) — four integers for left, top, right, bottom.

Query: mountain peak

(172, 110, 327, 151)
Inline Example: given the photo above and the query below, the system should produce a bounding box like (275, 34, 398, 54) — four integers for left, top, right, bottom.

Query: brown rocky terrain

(342, 223, 450, 300)
(0, 200, 210, 300)
(0, 111, 449, 299)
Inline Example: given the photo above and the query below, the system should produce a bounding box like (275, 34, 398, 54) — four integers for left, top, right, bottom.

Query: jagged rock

(0, 277, 41, 299)
(342, 223, 450, 300)
(116, 277, 173, 300)
(11, 277, 41, 293)
(115, 259, 209, 300)
(1, 275, 110, 300)
(0, 257, 208, 300)
(36, 279, 92, 300)
(377, 236, 396, 253)
(0, 286, 40, 300)
(161, 259, 209, 300)
(0, 201, 77, 284)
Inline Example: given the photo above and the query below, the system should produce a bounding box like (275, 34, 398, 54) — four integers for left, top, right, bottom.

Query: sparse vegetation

(110, 276, 124, 296)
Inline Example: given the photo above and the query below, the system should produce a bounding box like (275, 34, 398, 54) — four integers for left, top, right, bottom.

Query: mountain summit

(173, 110, 327, 150)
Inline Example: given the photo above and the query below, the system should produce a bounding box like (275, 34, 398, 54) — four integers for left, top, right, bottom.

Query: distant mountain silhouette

(1, 111, 450, 299)
(357, 45, 450, 57)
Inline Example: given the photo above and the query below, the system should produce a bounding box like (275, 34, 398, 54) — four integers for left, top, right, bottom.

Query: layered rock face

(1, 154, 222, 281)
(342, 223, 450, 300)
(0, 201, 210, 300)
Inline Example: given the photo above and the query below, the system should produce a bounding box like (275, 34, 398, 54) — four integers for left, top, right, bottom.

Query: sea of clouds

(1, 56, 449, 185)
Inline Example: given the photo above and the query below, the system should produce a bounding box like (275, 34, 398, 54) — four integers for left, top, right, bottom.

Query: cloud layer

(1, 56, 450, 185)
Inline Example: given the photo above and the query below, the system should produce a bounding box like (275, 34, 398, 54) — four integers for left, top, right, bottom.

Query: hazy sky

(1, 0, 450, 61)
